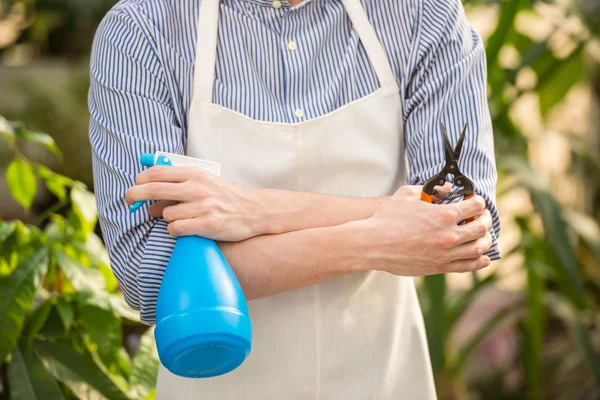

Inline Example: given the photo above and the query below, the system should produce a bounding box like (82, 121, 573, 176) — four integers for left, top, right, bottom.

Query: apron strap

(340, 0, 397, 88)
(193, 0, 397, 104)
(194, 0, 220, 103)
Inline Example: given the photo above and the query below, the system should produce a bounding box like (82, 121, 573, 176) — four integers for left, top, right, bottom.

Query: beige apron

(156, 0, 436, 398)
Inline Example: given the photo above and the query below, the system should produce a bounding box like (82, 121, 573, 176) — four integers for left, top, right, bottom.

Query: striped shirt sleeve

(88, 6, 182, 324)
(403, 0, 501, 260)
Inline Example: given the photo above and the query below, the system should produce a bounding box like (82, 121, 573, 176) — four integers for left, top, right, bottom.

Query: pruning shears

(420, 123, 477, 223)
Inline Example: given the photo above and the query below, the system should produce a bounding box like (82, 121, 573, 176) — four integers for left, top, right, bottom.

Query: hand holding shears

(421, 123, 478, 224)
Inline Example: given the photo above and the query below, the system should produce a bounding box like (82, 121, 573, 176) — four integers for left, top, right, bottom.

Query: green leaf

(76, 290, 139, 323)
(528, 42, 558, 78)
(115, 348, 132, 380)
(0, 259, 11, 277)
(37, 307, 69, 340)
(485, 0, 524, 68)
(34, 341, 130, 400)
(564, 209, 600, 263)
(6, 158, 37, 211)
(71, 185, 98, 224)
(79, 305, 122, 360)
(55, 298, 74, 332)
(537, 46, 584, 117)
(145, 388, 156, 400)
(421, 274, 447, 373)
(0, 222, 42, 277)
(20, 130, 62, 159)
(72, 233, 117, 292)
(69, 185, 98, 238)
(0, 221, 17, 243)
(0, 249, 49, 363)
(23, 300, 54, 348)
(511, 31, 535, 55)
(99, 263, 118, 293)
(8, 345, 64, 400)
(54, 249, 105, 293)
(44, 215, 73, 245)
(0, 222, 19, 276)
(130, 328, 159, 400)
(504, 157, 585, 308)
(4, 221, 34, 247)
(109, 294, 140, 323)
(523, 256, 546, 399)
(37, 165, 73, 203)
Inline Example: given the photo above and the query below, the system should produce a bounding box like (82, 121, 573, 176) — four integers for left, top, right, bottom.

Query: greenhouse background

(1, 0, 599, 399)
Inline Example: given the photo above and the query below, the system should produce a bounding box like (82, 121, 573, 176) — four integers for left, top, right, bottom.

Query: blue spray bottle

(130, 152, 252, 378)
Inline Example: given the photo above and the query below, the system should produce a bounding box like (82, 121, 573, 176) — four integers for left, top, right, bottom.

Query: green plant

(0, 116, 159, 400)
(419, 0, 600, 399)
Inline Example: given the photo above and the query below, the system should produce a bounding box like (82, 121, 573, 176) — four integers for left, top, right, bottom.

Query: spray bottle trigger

(129, 153, 159, 213)
(155, 155, 173, 166)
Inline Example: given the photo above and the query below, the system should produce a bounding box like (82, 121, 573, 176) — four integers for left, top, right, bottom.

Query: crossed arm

(125, 173, 493, 301)
(131, 183, 390, 300)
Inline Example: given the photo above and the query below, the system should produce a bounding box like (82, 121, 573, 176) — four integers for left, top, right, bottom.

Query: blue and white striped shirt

(89, 0, 501, 325)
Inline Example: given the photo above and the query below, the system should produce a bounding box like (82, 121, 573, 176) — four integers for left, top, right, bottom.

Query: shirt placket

(279, 3, 307, 123)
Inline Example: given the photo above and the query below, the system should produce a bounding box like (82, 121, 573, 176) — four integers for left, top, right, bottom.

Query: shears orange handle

(420, 123, 477, 224)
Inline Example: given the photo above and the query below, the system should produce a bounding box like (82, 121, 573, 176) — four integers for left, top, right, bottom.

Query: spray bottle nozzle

(140, 153, 155, 167)
(129, 152, 221, 213)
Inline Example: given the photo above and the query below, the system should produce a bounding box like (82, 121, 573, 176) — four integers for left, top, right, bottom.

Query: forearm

(218, 221, 365, 301)
(257, 188, 388, 235)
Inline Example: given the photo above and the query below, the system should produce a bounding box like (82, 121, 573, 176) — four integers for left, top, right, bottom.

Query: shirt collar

(245, 0, 315, 9)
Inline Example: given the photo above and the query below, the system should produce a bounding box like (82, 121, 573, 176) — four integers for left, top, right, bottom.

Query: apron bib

(157, 0, 436, 398)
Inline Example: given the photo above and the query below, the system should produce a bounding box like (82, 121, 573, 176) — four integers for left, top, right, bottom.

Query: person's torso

(124, 0, 438, 397)
(153, 1, 436, 399)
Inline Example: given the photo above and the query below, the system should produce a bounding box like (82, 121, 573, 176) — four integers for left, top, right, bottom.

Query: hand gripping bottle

(130, 152, 252, 378)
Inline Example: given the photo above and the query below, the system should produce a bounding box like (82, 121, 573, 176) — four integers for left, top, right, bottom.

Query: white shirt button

(294, 109, 304, 119)
(272, 0, 282, 8)
(287, 41, 297, 51)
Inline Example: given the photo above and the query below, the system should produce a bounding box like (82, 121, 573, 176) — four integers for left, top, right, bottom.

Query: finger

(394, 185, 423, 200)
(126, 182, 194, 204)
(434, 182, 452, 192)
(444, 255, 491, 274)
(148, 200, 178, 218)
(455, 210, 492, 244)
(448, 195, 486, 222)
(136, 166, 205, 185)
(167, 219, 195, 237)
(167, 217, 218, 238)
(448, 232, 493, 261)
(162, 202, 206, 223)
(432, 182, 453, 203)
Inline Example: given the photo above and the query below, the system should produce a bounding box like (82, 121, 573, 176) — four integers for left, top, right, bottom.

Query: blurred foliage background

(0, 0, 599, 399)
